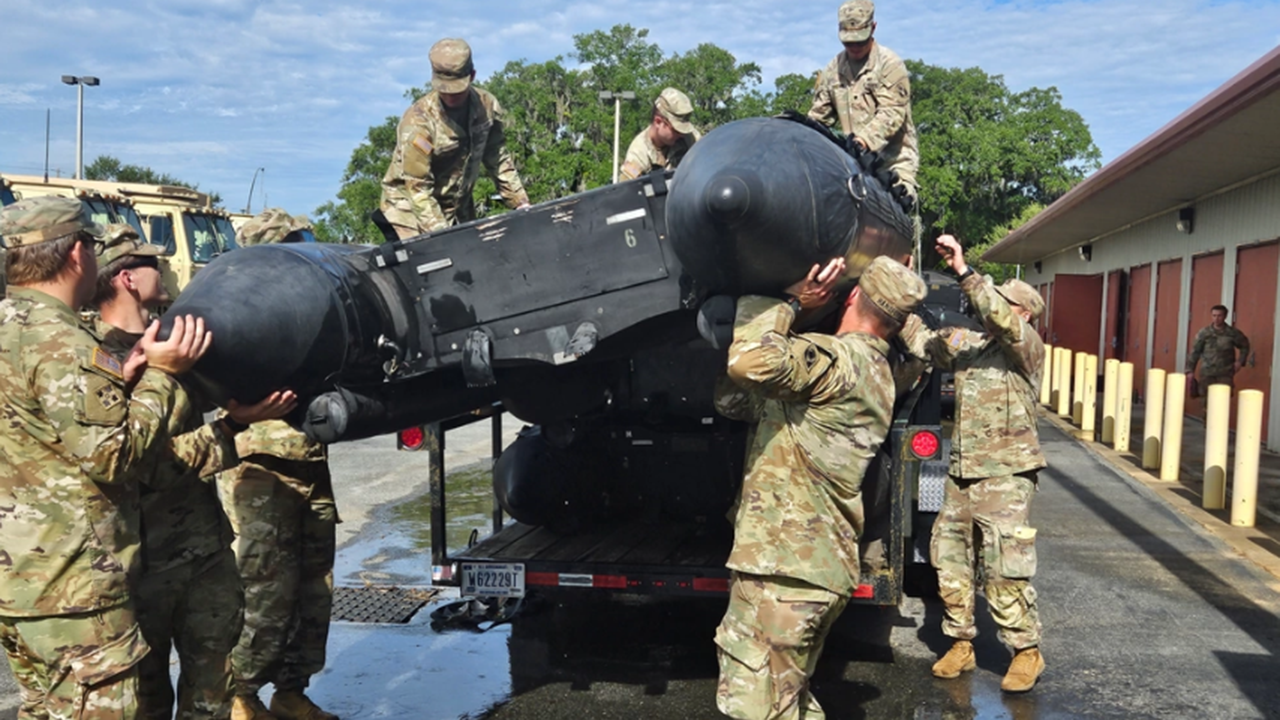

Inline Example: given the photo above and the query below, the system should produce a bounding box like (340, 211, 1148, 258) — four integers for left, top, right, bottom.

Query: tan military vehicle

(0, 173, 238, 293)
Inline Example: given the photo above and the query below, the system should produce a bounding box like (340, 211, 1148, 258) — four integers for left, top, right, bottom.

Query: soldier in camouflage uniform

(713, 256, 927, 720)
(1186, 304, 1250, 394)
(618, 88, 702, 181)
(0, 198, 235, 719)
(808, 0, 919, 198)
(220, 210, 340, 720)
(900, 235, 1047, 693)
(91, 225, 295, 720)
(381, 38, 530, 240)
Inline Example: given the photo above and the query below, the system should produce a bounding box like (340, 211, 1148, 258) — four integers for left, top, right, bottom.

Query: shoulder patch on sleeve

(947, 329, 966, 349)
(91, 347, 124, 380)
(412, 135, 434, 156)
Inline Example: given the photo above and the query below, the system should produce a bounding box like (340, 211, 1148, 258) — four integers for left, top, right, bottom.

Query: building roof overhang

(983, 46, 1280, 265)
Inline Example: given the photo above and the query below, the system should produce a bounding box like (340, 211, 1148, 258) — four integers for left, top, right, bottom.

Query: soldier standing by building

(0, 197, 237, 718)
(91, 225, 294, 720)
(222, 210, 341, 720)
(618, 88, 701, 181)
(713, 256, 927, 719)
(381, 38, 530, 240)
(901, 235, 1047, 693)
(808, 0, 919, 199)
(1186, 304, 1250, 396)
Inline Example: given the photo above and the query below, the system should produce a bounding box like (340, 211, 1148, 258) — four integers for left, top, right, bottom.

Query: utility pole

(61, 75, 100, 179)
(245, 167, 265, 213)
(598, 90, 636, 183)
(44, 109, 50, 182)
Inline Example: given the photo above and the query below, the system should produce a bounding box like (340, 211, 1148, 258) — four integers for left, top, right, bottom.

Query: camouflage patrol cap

(995, 278, 1045, 320)
(655, 87, 696, 135)
(0, 196, 105, 249)
(237, 207, 312, 246)
(98, 223, 164, 268)
(838, 0, 875, 43)
(430, 38, 475, 94)
(858, 255, 927, 323)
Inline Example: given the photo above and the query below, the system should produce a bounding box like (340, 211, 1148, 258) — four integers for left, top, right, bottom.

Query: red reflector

(399, 426, 425, 450)
(909, 430, 940, 459)
(693, 577, 729, 593)
(852, 584, 875, 599)
(592, 575, 627, 589)
(527, 572, 558, 586)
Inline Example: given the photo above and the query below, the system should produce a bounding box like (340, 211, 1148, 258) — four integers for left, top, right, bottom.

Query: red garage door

(1233, 242, 1278, 438)
(1186, 252, 1224, 418)
(1049, 274, 1104, 357)
(1151, 259, 1183, 373)
(1126, 264, 1152, 397)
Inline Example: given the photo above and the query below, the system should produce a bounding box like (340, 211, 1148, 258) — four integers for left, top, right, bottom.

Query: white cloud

(2, 0, 1278, 215)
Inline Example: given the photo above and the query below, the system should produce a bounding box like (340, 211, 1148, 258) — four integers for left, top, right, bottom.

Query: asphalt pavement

(4, 417, 1280, 718)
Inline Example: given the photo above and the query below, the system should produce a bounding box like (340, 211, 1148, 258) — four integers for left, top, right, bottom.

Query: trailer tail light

(397, 426, 425, 451)
(909, 429, 940, 459)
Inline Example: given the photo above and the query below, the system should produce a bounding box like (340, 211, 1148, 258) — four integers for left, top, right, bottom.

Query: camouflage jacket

(902, 273, 1046, 479)
(381, 87, 529, 236)
(97, 320, 237, 575)
(808, 43, 919, 187)
(618, 127, 701, 181)
(235, 420, 326, 464)
(0, 288, 236, 617)
(1187, 324, 1249, 379)
(715, 296, 894, 595)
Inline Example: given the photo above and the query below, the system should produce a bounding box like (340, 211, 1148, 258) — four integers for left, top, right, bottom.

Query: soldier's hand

(141, 315, 213, 375)
(935, 235, 968, 276)
(785, 257, 846, 310)
(123, 343, 148, 389)
(226, 390, 298, 424)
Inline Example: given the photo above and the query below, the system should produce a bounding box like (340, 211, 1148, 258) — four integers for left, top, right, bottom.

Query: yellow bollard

(1115, 362, 1134, 453)
(1202, 384, 1231, 510)
(1159, 373, 1186, 481)
(1102, 358, 1119, 443)
(1057, 349, 1073, 418)
(1231, 389, 1265, 527)
(1079, 355, 1098, 440)
(1142, 368, 1166, 469)
(1040, 344, 1054, 406)
(1052, 347, 1066, 411)
(1072, 352, 1086, 425)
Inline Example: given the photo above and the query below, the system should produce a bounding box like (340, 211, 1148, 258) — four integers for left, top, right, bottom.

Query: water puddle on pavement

(333, 462, 496, 586)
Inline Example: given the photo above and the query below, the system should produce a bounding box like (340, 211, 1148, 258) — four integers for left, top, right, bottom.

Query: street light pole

(245, 167, 265, 213)
(598, 90, 636, 183)
(61, 75, 100, 179)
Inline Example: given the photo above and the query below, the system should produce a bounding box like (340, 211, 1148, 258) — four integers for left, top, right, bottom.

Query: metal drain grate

(332, 586, 438, 624)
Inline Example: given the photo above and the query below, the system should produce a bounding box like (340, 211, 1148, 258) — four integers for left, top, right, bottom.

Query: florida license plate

(460, 563, 525, 597)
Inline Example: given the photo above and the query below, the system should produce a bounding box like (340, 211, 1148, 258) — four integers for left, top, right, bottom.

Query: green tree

(84, 155, 223, 206)
(909, 62, 1100, 263)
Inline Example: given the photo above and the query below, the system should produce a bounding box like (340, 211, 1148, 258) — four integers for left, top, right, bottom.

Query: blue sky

(2, 0, 1278, 217)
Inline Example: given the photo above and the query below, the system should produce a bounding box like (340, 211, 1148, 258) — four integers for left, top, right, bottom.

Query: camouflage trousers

(135, 549, 244, 720)
(714, 572, 849, 720)
(0, 603, 148, 719)
(931, 473, 1041, 650)
(218, 458, 336, 695)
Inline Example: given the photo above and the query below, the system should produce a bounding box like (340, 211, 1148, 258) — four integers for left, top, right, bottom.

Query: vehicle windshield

(0, 183, 14, 206)
(211, 216, 239, 250)
(116, 205, 148, 241)
(148, 215, 177, 255)
(80, 198, 117, 227)
(183, 213, 237, 263)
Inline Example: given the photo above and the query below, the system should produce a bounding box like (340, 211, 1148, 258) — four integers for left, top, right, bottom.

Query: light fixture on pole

(245, 167, 266, 214)
(61, 75, 100, 180)
(598, 90, 636, 183)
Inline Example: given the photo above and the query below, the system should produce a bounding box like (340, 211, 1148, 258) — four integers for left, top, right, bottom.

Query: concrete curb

(1039, 408, 1280, 595)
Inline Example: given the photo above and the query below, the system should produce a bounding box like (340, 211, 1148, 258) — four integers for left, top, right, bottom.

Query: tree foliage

(84, 155, 223, 206)
(314, 27, 1101, 253)
(909, 62, 1100, 271)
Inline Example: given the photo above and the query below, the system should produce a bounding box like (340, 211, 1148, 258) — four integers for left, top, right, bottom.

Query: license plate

(460, 563, 525, 597)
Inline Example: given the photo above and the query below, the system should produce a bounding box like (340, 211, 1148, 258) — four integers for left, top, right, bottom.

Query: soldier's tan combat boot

(231, 695, 277, 720)
(1001, 647, 1045, 693)
(270, 690, 340, 720)
(931, 640, 976, 679)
